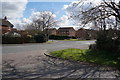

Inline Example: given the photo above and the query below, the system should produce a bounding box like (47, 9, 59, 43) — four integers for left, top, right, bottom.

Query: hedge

(34, 33, 47, 43)
(49, 35, 76, 40)
(2, 36, 23, 44)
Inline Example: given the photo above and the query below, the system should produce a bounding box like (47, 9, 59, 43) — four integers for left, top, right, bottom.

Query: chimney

(4, 16, 7, 21)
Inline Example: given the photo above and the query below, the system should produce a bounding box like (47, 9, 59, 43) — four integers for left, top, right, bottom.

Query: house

(86, 29, 97, 39)
(76, 28, 97, 39)
(48, 28, 57, 35)
(57, 27, 76, 36)
(0, 16, 14, 34)
(76, 28, 89, 39)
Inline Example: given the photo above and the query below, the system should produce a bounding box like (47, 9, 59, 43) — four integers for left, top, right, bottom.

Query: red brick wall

(76, 29, 89, 39)
(76, 29, 97, 39)
(2, 26, 13, 34)
(69, 29, 76, 36)
(57, 29, 76, 36)
(49, 29, 57, 35)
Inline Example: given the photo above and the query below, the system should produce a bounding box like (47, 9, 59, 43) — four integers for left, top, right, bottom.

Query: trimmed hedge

(2, 32, 34, 44)
(2, 36, 23, 44)
(49, 35, 76, 40)
(21, 35, 32, 43)
(34, 33, 47, 43)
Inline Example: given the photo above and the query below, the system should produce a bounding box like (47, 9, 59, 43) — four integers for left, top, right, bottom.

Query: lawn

(50, 48, 120, 67)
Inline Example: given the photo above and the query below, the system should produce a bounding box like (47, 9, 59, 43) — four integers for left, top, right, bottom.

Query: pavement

(2, 40, 120, 79)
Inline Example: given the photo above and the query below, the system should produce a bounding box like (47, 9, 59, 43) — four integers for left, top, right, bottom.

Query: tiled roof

(58, 27, 75, 30)
(0, 19, 13, 27)
(49, 28, 56, 30)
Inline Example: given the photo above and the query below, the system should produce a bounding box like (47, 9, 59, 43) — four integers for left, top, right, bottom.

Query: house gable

(57, 27, 76, 36)
(1, 17, 14, 34)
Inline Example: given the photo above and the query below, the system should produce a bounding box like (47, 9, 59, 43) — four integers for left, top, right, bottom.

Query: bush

(34, 33, 47, 43)
(89, 30, 120, 68)
(89, 30, 120, 55)
(89, 44, 97, 51)
(21, 34, 33, 43)
(96, 30, 120, 53)
(2, 32, 24, 44)
(2, 33, 23, 44)
(2, 32, 35, 44)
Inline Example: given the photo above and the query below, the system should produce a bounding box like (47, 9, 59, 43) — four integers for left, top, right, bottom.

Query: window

(8, 26, 11, 30)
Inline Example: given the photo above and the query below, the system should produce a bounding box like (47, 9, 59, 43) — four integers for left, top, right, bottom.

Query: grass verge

(46, 40, 54, 43)
(50, 48, 120, 67)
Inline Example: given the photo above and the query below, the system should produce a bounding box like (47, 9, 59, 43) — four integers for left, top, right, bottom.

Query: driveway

(2, 40, 120, 79)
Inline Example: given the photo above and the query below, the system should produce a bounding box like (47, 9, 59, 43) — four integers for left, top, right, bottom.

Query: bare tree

(33, 11, 58, 40)
(67, 0, 120, 53)
(68, 0, 120, 30)
(25, 11, 58, 40)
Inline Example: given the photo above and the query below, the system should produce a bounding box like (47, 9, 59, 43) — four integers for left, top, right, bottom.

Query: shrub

(21, 34, 32, 43)
(89, 30, 120, 55)
(2, 32, 36, 44)
(89, 44, 97, 51)
(96, 30, 120, 53)
(2, 32, 23, 44)
(34, 33, 47, 43)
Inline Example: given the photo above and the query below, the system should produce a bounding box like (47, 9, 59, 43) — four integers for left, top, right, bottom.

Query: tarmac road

(2, 40, 95, 54)
(2, 40, 120, 79)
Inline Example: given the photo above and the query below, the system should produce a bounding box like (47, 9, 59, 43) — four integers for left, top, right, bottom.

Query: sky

(2, 0, 118, 30)
(24, 2, 70, 19)
(2, 1, 77, 29)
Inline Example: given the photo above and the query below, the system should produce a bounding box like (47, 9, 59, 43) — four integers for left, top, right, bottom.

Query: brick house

(0, 17, 14, 34)
(57, 27, 76, 36)
(76, 28, 97, 39)
(76, 28, 89, 39)
(48, 28, 57, 35)
(86, 29, 97, 39)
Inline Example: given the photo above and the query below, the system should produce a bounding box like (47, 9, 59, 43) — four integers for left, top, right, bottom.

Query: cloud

(22, 18, 32, 24)
(21, 10, 58, 29)
(59, 15, 69, 26)
(1, 0, 28, 29)
(28, 10, 56, 21)
(63, 5, 69, 10)
(64, 0, 98, 13)
(62, 0, 103, 29)
(59, 15, 80, 30)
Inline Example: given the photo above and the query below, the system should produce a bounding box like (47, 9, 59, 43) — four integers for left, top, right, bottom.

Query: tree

(25, 11, 58, 40)
(67, 0, 120, 30)
(66, 0, 120, 52)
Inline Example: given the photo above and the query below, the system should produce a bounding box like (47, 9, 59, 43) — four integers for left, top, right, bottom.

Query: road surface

(2, 40, 95, 54)
(2, 40, 120, 79)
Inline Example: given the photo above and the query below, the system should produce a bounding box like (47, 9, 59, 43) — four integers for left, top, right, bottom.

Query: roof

(58, 27, 75, 30)
(49, 28, 56, 30)
(0, 19, 13, 27)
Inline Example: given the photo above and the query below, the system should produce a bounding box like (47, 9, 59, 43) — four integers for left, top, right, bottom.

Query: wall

(2, 26, 13, 34)
(69, 29, 76, 36)
(57, 29, 76, 36)
(49, 29, 57, 35)
(76, 29, 89, 39)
